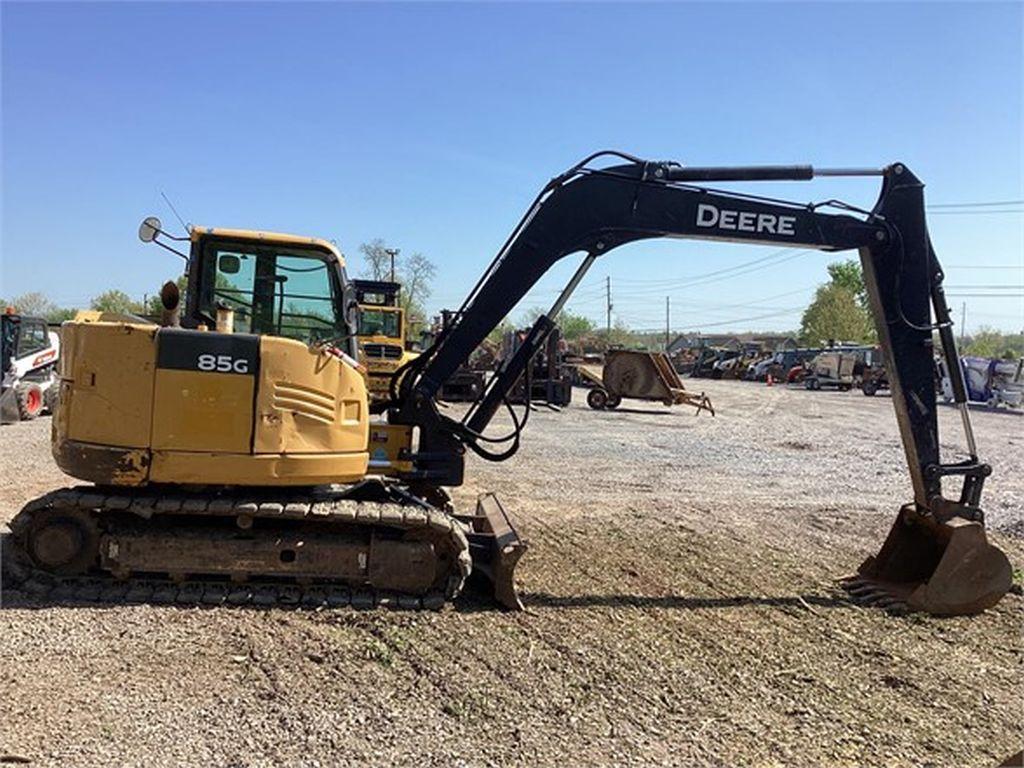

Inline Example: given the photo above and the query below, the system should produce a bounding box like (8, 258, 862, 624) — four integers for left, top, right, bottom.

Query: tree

(91, 289, 142, 315)
(798, 260, 875, 345)
(9, 292, 75, 322)
(964, 327, 1024, 359)
(46, 307, 77, 323)
(359, 239, 395, 281)
(401, 252, 436, 329)
(10, 292, 56, 317)
(799, 283, 874, 345)
(826, 260, 868, 308)
(559, 310, 597, 340)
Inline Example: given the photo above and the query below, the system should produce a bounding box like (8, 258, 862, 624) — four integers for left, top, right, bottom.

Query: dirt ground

(1, 380, 1021, 767)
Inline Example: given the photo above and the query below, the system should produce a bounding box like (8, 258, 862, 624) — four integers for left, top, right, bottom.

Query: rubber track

(2, 487, 472, 611)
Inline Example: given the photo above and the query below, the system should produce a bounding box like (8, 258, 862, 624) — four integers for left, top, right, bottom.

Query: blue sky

(2, 1, 1021, 333)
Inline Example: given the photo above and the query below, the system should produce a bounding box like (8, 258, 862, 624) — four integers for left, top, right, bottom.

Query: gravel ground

(1, 380, 1021, 767)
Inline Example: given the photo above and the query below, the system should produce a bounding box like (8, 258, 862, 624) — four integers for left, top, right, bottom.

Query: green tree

(964, 327, 1024, 359)
(595, 318, 639, 349)
(46, 307, 77, 323)
(91, 289, 142, 315)
(799, 283, 874, 345)
(515, 306, 596, 341)
(826, 260, 868, 308)
(558, 310, 596, 340)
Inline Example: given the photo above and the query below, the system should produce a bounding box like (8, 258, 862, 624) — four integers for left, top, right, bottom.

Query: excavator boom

(389, 152, 1011, 615)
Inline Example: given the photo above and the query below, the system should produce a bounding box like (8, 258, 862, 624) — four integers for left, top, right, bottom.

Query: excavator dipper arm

(390, 152, 1012, 615)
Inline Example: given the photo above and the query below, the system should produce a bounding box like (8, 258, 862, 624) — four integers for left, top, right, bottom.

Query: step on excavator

(2, 152, 1013, 615)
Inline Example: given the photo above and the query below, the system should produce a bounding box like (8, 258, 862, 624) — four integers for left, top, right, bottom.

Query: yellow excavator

(2, 152, 1013, 615)
(352, 279, 419, 406)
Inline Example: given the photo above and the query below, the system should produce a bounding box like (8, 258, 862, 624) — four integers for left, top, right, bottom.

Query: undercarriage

(2, 483, 526, 610)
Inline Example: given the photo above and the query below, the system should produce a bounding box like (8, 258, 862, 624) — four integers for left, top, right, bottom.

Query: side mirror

(138, 216, 162, 243)
(218, 254, 241, 274)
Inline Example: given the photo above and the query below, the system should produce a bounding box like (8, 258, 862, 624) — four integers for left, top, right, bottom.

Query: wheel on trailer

(805, 377, 820, 391)
(606, 393, 622, 409)
(587, 388, 609, 410)
(16, 383, 44, 420)
(862, 381, 878, 396)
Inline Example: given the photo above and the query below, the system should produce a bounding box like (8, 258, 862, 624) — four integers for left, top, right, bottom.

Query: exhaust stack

(159, 281, 180, 328)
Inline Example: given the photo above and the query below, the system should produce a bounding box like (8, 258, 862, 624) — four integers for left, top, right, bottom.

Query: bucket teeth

(838, 577, 909, 613)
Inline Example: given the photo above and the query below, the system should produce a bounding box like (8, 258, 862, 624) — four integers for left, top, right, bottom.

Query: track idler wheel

(842, 505, 1012, 616)
(25, 508, 100, 575)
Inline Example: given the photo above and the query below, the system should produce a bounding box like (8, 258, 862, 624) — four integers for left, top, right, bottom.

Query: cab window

(357, 308, 401, 339)
(17, 320, 48, 357)
(199, 241, 346, 343)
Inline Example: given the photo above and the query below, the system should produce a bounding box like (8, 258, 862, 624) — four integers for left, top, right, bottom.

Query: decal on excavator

(156, 328, 258, 375)
(696, 203, 797, 236)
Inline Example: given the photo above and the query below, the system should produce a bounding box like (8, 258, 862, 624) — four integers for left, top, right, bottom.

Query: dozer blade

(843, 505, 1012, 616)
(462, 493, 527, 610)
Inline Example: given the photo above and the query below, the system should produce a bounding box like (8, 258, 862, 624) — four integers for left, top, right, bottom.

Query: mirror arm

(153, 238, 189, 261)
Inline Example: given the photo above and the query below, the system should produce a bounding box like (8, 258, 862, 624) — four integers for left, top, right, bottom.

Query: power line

(674, 307, 804, 330)
(928, 200, 1024, 208)
(943, 264, 1023, 269)
(946, 293, 1024, 298)
(928, 209, 1021, 216)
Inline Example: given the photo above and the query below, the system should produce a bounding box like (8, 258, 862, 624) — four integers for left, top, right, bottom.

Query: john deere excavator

(2, 152, 1013, 615)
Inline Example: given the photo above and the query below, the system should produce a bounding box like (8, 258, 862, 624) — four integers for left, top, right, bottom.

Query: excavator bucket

(842, 506, 1012, 616)
(461, 493, 527, 610)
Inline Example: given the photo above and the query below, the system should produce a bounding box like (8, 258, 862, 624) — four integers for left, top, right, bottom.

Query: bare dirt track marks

(1, 379, 1022, 767)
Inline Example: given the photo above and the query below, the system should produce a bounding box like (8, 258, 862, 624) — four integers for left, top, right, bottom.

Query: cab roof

(190, 226, 345, 265)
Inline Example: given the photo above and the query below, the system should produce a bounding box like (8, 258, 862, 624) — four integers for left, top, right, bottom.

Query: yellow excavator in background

(352, 279, 419, 407)
(2, 152, 1013, 615)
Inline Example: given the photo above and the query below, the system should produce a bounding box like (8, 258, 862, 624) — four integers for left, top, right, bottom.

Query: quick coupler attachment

(460, 493, 527, 610)
(841, 504, 1012, 616)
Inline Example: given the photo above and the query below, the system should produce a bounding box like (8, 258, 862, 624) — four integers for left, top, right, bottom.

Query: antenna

(160, 190, 190, 233)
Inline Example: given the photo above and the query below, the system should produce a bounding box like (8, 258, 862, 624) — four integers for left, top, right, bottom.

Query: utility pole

(959, 301, 966, 346)
(665, 296, 670, 351)
(385, 248, 399, 283)
(605, 276, 612, 344)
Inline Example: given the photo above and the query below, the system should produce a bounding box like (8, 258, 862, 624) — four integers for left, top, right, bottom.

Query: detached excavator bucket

(462, 493, 527, 610)
(843, 506, 1012, 616)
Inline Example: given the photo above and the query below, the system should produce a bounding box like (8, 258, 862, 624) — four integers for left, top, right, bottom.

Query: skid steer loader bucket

(842, 505, 1012, 615)
(461, 493, 527, 610)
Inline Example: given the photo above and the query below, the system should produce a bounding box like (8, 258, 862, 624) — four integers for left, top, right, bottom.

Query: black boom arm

(391, 152, 985, 523)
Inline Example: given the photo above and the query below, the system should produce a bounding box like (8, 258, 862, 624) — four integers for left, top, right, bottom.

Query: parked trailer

(803, 350, 857, 391)
(579, 350, 714, 414)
